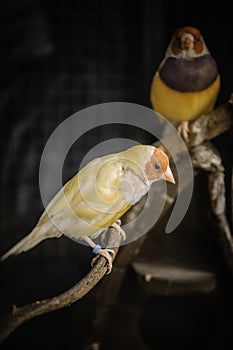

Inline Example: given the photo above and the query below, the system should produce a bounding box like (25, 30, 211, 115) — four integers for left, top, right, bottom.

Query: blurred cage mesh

(0, 0, 232, 289)
(0, 1, 233, 349)
(0, 1, 154, 255)
(1, 0, 231, 254)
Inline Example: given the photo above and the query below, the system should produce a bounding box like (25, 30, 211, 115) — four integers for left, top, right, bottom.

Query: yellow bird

(0, 144, 175, 273)
(150, 26, 220, 140)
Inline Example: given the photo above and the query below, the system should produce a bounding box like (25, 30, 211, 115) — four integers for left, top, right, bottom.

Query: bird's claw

(91, 248, 115, 274)
(177, 121, 190, 142)
(100, 219, 126, 245)
(111, 219, 126, 241)
(92, 220, 125, 274)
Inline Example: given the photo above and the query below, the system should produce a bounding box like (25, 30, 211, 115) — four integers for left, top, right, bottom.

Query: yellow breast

(150, 74, 220, 122)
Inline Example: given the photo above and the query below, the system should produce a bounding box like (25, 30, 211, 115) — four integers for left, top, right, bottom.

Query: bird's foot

(100, 219, 126, 245)
(111, 219, 126, 241)
(91, 246, 115, 274)
(177, 121, 190, 142)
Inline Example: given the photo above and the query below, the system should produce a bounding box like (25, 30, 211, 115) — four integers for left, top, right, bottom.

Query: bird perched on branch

(150, 26, 220, 141)
(0, 144, 175, 273)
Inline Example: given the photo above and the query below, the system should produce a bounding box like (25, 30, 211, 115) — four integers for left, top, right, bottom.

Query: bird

(0, 144, 175, 273)
(150, 26, 220, 141)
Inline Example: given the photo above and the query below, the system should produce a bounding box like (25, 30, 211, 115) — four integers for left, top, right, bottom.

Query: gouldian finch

(0, 144, 175, 273)
(150, 26, 220, 140)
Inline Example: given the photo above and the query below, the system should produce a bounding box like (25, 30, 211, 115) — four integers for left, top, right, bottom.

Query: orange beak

(164, 166, 175, 184)
(181, 34, 194, 49)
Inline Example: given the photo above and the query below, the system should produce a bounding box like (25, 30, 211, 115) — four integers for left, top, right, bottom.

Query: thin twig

(0, 228, 121, 344)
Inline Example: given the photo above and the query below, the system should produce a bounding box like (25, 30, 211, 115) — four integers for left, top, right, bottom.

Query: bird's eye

(196, 37, 200, 42)
(154, 163, 161, 170)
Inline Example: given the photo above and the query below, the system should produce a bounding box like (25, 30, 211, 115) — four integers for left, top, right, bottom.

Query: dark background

(0, 0, 233, 349)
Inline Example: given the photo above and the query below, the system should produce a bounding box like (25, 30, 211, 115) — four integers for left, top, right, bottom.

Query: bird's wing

(69, 157, 133, 235)
(37, 157, 102, 227)
(152, 57, 167, 79)
(36, 156, 135, 238)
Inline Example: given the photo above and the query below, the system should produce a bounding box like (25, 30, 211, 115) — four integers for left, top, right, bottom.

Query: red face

(171, 26, 204, 55)
(144, 148, 175, 183)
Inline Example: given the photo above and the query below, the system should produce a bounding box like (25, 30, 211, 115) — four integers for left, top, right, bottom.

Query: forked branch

(0, 95, 232, 344)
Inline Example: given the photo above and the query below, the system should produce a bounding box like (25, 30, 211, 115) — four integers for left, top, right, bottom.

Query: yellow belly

(150, 74, 220, 122)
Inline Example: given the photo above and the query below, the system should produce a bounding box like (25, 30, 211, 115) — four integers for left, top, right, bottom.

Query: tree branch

(85, 97, 233, 348)
(0, 228, 121, 344)
(188, 95, 233, 147)
(190, 142, 233, 270)
(0, 95, 232, 345)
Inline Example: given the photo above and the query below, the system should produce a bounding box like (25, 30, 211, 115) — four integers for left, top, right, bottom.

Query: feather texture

(150, 26, 220, 124)
(1, 145, 175, 261)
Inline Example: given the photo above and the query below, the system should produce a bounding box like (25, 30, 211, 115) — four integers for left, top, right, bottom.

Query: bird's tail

(0, 225, 62, 262)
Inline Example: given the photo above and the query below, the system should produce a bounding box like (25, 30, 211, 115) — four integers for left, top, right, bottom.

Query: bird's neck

(165, 45, 210, 60)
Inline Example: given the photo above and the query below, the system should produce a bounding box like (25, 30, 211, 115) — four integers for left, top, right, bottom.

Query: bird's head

(167, 26, 209, 59)
(144, 147, 175, 184)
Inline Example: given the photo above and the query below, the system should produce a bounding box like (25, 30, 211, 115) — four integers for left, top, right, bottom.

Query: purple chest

(159, 55, 219, 92)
